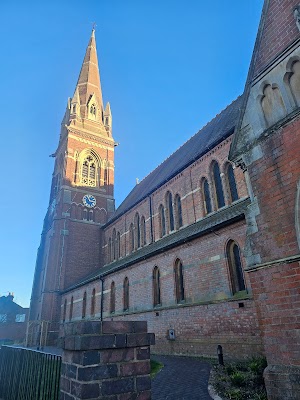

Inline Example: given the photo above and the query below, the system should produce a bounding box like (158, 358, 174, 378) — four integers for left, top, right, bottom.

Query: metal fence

(0, 346, 61, 400)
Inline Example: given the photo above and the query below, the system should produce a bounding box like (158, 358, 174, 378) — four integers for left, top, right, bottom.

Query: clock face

(83, 194, 96, 208)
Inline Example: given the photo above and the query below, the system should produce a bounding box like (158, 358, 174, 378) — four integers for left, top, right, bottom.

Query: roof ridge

(108, 95, 243, 225)
(137, 96, 241, 186)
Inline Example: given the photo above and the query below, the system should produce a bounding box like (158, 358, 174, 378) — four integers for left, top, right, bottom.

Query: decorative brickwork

(59, 321, 154, 400)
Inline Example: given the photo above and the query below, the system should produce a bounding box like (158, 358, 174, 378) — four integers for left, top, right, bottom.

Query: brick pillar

(59, 321, 155, 400)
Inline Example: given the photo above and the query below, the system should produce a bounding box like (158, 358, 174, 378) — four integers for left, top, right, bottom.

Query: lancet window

(91, 288, 96, 317)
(123, 277, 129, 311)
(174, 259, 185, 303)
(227, 240, 246, 294)
(110, 281, 116, 314)
(153, 267, 161, 307)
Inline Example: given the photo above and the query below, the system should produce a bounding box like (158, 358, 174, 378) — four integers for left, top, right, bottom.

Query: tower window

(83, 209, 88, 220)
(88, 210, 94, 222)
(81, 154, 97, 187)
(90, 104, 96, 116)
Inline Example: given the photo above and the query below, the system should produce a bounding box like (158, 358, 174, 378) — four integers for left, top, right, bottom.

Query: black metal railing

(0, 346, 61, 400)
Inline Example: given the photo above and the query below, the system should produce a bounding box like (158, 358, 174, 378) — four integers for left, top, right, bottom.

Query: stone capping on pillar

(59, 321, 155, 400)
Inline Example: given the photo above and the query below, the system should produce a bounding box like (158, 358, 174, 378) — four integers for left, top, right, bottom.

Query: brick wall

(60, 321, 154, 400)
(254, 0, 300, 77)
(62, 221, 263, 360)
(248, 118, 300, 264)
(249, 261, 300, 367)
(104, 136, 248, 262)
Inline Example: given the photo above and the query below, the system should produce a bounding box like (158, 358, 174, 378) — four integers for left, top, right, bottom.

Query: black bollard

(217, 345, 224, 366)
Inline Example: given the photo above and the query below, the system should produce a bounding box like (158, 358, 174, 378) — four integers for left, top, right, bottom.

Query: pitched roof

(107, 96, 243, 225)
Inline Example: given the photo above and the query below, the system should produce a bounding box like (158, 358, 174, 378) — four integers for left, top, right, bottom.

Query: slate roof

(108, 96, 243, 224)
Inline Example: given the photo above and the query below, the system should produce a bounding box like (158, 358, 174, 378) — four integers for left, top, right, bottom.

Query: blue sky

(0, 0, 263, 307)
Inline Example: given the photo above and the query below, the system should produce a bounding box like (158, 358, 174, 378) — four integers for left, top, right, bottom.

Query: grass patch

(150, 359, 163, 378)
(211, 357, 268, 400)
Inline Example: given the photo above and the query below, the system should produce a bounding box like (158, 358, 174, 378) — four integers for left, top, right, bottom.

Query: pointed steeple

(75, 28, 104, 116)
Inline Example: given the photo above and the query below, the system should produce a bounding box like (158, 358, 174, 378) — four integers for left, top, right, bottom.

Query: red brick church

(29, 1, 300, 398)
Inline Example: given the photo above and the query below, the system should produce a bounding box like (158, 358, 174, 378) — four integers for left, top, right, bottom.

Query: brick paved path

(152, 355, 213, 400)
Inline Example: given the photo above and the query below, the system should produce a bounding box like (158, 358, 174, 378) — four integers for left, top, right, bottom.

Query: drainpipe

(100, 276, 104, 321)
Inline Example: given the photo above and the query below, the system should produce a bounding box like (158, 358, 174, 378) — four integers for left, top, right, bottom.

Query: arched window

(108, 238, 112, 263)
(174, 259, 185, 303)
(123, 277, 129, 311)
(90, 104, 96, 116)
(202, 178, 212, 215)
(261, 84, 286, 127)
(288, 60, 300, 106)
(166, 192, 174, 232)
(88, 210, 94, 222)
(112, 229, 116, 260)
(116, 232, 121, 259)
(82, 291, 87, 319)
(159, 205, 166, 238)
(110, 281, 116, 314)
(134, 213, 141, 249)
(104, 167, 108, 186)
(153, 267, 161, 307)
(83, 209, 88, 220)
(91, 288, 96, 317)
(129, 223, 134, 253)
(81, 154, 97, 187)
(174, 194, 183, 229)
(141, 216, 146, 246)
(227, 240, 246, 294)
(226, 164, 239, 203)
(213, 162, 225, 209)
(69, 296, 74, 321)
(63, 299, 67, 322)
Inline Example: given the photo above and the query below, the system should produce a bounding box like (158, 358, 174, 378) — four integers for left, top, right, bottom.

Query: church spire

(75, 28, 103, 113)
(65, 28, 111, 137)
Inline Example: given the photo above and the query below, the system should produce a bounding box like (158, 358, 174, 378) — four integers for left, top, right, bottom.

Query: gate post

(59, 321, 155, 400)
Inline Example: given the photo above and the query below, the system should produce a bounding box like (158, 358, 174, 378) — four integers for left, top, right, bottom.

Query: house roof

(107, 95, 243, 224)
